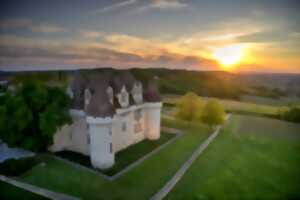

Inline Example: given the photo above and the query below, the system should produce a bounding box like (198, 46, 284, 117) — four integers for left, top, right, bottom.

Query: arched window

(117, 86, 129, 108)
(84, 88, 92, 110)
(131, 82, 143, 104)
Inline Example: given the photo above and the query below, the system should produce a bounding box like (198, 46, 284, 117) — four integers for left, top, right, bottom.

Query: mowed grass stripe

(166, 114, 300, 200)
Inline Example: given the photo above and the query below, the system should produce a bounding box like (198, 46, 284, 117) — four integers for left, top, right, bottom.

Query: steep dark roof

(71, 73, 87, 109)
(85, 73, 115, 117)
(144, 79, 161, 102)
(111, 71, 135, 93)
(70, 70, 161, 117)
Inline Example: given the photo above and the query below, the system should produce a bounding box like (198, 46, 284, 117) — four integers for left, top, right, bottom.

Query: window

(106, 86, 114, 104)
(122, 122, 127, 132)
(118, 86, 129, 108)
(134, 122, 142, 133)
(110, 143, 113, 153)
(134, 110, 142, 121)
(121, 92, 127, 103)
(87, 134, 90, 144)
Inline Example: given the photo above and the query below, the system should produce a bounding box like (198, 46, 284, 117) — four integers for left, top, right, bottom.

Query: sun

(213, 44, 245, 68)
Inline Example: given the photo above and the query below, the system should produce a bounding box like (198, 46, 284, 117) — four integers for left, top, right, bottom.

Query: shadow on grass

(0, 180, 50, 200)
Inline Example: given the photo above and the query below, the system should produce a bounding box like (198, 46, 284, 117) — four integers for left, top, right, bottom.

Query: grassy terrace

(55, 132, 175, 176)
(167, 114, 300, 200)
(18, 117, 211, 199)
(0, 180, 50, 200)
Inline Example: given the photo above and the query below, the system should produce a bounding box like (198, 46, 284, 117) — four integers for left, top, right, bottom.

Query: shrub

(282, 106, 300, 123)
(175, 92, 204, 121)
(201, 100, 226, 127)
(0, 157, 40, 177)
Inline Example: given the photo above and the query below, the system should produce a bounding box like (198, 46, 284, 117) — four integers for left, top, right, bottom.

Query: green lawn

(55, 133, 175, 176)
(18, 118, 211, 200)
(0, 180, 50, 200)
(166, 114, 300, 200)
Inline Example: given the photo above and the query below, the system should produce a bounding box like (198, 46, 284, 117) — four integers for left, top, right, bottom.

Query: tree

(175, 92, 204, 121)
(201, 100, 226, 127)
(282, 106, 300, 123)
(0, 80, 72, 152)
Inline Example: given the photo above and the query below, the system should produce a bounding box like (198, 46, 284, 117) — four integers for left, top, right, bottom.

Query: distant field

(232, 114, 300, 139)
(163, 94, 287, 117)
(240, 95, 300, 107)
(167, 114, 300, 200)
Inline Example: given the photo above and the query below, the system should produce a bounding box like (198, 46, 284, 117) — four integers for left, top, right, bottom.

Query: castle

(49, 71, 162, 169)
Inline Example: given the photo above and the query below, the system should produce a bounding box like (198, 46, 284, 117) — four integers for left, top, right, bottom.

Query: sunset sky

(0, 0, 299, 73)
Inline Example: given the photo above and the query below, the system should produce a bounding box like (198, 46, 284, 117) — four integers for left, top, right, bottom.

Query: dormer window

(106, 86, 114, 105)
(66, 86, 74, 99)
(84, 88, 92, 110)
(131, 82, 143, 104)
(117, 86, 129, 108)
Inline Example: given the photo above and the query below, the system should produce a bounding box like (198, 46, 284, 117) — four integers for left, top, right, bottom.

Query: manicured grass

(55, 133, 175, 176)
(0, 180, 50, 200)
(163, 95, 287, 117)
(166, 114, 300, 200)
(19, 118, 211, 199)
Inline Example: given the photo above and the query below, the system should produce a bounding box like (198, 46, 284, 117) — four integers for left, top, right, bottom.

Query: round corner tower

(86, 117, 115, 170)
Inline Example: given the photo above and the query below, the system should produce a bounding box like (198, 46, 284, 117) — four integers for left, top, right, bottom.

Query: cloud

(138, 0, 188, 11)
(80, 30, 106, 39)
(1, 17, 299, 72)
(0, 35, 218, 71)
(236, 29, 297, 44)
(95, 0, 138, 13)
(30, 24, 64, 33)
(0, 18, 64, 33)
(0, 19, 32, 29)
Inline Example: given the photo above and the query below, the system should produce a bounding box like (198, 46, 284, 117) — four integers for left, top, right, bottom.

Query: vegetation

(166, 114, 300, 200)
(0, 80, 72, 152)
(175, 92, 204, 121)
(18, 118, 211, 200)
(175, 93, 225, 126)
(165, 94, 285, 118)
(147, 69, 244, 99)
(55, 133, 175, 176)
(240, 95, 300, 107)
(281, 106, 300, 123)
(0, 156, 42, 177)
(12, 71, 68, 84)
(7, 68, 294, 100)
(201, 100, 226, 127)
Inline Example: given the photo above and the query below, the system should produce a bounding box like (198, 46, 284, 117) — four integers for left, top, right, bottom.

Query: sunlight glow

(213, 44, 245, 68)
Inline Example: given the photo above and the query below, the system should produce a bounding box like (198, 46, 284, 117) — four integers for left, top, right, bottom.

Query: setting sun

(213, 44, 245, 68)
